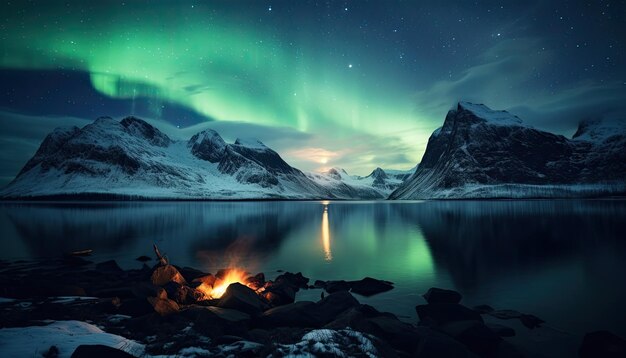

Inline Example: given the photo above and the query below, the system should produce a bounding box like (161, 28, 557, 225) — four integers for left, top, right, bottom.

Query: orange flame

(196, 268, 250, 299)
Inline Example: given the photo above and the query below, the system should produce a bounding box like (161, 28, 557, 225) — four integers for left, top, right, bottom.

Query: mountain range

(1, 102, 624, 200)
(0, 116, 409, 200)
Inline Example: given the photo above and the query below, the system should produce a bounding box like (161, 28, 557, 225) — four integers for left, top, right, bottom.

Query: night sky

(1, 1, 625, 185)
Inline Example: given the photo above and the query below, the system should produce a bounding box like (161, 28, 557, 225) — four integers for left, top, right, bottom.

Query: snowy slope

(307, 166, 415, 199)
(1, 117, 344, 200)
(390, 102, 626, 199)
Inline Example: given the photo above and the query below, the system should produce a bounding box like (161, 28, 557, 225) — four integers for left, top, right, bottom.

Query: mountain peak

(188, 129, 226, 163)
(368, 167, 387, 179)
(456, 101, 525, 127)
(234, 137, 267, 149)
(572, 117, 626, 141)
(120, 116, 171, 147)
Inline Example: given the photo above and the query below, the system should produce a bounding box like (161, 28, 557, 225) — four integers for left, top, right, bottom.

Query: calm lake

(1, 200, 625, 339)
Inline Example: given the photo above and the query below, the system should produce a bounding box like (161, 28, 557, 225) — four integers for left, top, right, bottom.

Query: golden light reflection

(321, 203, 332, 261)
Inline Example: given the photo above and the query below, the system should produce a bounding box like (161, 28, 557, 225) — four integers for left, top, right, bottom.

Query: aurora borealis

(1, 1, 625, 185)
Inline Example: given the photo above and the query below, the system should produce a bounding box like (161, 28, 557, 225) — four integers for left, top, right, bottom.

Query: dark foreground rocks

(1, 260, 624, 358)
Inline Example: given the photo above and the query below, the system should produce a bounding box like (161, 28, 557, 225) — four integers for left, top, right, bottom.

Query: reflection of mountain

(1, 202, 315, 263)
(402, 200, 626, 290)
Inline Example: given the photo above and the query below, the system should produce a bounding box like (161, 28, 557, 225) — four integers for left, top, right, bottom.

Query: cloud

(412, 37, 626, 136)
(0, 109, 93, 186)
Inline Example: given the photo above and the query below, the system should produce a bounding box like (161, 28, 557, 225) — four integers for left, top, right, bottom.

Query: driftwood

(153, 244, 168, 266)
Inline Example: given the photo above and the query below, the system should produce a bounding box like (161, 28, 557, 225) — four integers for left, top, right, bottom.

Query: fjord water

(1, 200, 625, 337)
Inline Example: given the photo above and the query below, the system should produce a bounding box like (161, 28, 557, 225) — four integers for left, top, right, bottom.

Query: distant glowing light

(321, 204, 332, 261)
(348, 64, 353, 68)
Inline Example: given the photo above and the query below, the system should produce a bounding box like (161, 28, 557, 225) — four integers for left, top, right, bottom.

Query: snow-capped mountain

(307, 166, 415, 199)
(390, 102, 626, 199)
(1, 116, 344, 199)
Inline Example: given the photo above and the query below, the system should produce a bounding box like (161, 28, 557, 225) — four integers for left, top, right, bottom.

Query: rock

(246, 273, 265, 291)
(423, 287, 462, 304)
(324, 304, 381, 330)
(313, 280, 327, 289)
(361, 315, 422, 353)
(192, 274, 216, 288)
(486, 323, 516, 337)
(179, 266, 207, 282)
(163, 282, 202, 305)
(179, 306, 250, 338)
(416, 303, 483, 327)
(439, 320, 502, 357)
(135, 255, 151, 262)
(324, 280, 350, 293)
(150, 264, 187, 287)
(519, 313, 544, 329)
(316, 290, 360, 324)
(473, 305, 494, 314)
(218, 282, 269, 316)
(274, 271, 309, 289)
(256, 301, 321, 328)
(579, 330, 626, 358)
(71, 344, 135, 358)
(95, 260, 123, 274)
(349, 277, 394, 296)
(147, 296, 180, 316)
(131, 282, 167, 299)
(413, 326, 477, 358)
(118, 298, 154, 317)
(263, 283, 296, 306)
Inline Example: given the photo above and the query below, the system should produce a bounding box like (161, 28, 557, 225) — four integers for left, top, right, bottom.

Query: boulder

(274, 271, 309, 289)
(150, 265, 187, 287)
(147, 296, 180, 316)
(179, 306, 250, 338)
(416, 303, 483, 327)
(191, 274, 216, 288)
(324, 280, 350, 293)
(423, 287, 462, 304)
(263, 283, 296, 306)
(246, 273, 265, 291)
(163, 282, 202, 305)
(349, 277, 394, 296)
(439, 320, 502, 357)
(179, 266, 208, 282)
(71, 344, 135, 358)
(218, 282, 269, 316)
(256, 301, 321, 328)
(131, 282, 167, 299)
(316, 291, 360, 324)
(579, 330, 626, 358)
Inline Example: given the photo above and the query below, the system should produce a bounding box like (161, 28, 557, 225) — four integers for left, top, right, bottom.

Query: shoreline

(1, 256, 623, 357)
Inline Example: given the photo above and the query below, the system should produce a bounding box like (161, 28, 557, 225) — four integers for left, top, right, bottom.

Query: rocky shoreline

(1, 255, 624, 358)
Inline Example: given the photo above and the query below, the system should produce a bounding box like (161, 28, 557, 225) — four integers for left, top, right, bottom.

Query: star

(348, 64, 353, 68)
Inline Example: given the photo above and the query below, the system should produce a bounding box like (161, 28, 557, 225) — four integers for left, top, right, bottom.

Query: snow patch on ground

(270, 329, 378, 358)
(0, 320, 145, 357)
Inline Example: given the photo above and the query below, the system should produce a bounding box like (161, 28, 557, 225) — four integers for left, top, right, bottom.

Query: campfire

(196, 268, 252, 299)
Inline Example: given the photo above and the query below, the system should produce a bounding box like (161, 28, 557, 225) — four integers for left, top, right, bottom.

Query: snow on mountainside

(307, 166, 415, 199)
(0, 116, 349, 200)
(390, 102, 626, 199)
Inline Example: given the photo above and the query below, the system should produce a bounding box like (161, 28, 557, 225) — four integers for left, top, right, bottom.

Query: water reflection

(321, 203, 332, 261)
(1, 200, 625, 335)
